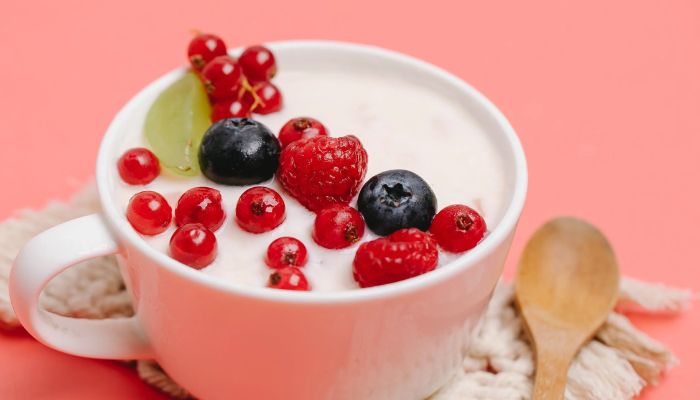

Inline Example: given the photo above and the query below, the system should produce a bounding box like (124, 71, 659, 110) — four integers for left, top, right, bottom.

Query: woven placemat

(0, 186, 692, 399)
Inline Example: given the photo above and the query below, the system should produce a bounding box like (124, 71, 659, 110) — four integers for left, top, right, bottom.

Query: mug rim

(96, 40, 528, 304)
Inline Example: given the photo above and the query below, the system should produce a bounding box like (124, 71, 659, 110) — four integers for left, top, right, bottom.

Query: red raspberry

(267, 267, 310, 291)
(353, 228, 438, 288)
(117, 148, 160, 185)
(313, 205, 365, 249)
(175, 187, 226, 231)
(187, 33, 227, 72)
(250, 81, 282, 114)
(201, 55, 243, 101)
(277, 135, 368, 212)
(235, 187, 286, 233)
(278, 117, 328, 149)
(169, 223, 217, 269)
(126, 191, 172, 235)
(265, 237, 308, 269)
(211, 98, 252, 122)
(429, 205, 486, 253)
(238, 45, 277, 83)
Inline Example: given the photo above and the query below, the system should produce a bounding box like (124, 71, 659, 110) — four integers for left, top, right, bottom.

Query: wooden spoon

(515, 217, 620, 400)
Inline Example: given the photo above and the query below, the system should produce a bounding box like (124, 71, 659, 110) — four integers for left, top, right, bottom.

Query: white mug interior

(96, 40, 527, 303)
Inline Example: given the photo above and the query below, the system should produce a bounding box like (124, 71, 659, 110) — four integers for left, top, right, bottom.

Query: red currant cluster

(120, 177, 306, 288)
(121, 180, 304, 287)
(187, 33, 282, 121)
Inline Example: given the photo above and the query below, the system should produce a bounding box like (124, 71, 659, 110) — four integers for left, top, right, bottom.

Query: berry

(353, 228, 438, 288)
(313, 205, 365, 249)
(211, 98, 252, 122)
(126, 191, 172, 235)
(235, 187, 286, 233)
(169, 223, 217, 269)
(239, 45, 277, 83)
(267, 267, 310, 291)
(187, 33, 227, 72)
(429, 205, 486, 253)
(174, 187, 226, 231)
(278, 117, 328, 149)
(117, 148, 160, 185)
(278, 135, 368, 212)
(199, 118, 281, 185)
(358, 170, 437, 236)
(201, 56, 243, 101)
(265, 237, 308, 269)
(250, 81, 282, 114)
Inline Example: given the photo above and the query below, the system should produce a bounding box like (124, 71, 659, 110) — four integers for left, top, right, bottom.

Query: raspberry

(235, 186, 286, 233)
(313, 205, 365, 249)
(169, 223, 217, 269)
(277, 135, 368, 212)
(267, 267, 310, 291)
(117, 148, 160, 185)
(352, 228, 438, 288)
(126, 191, 172, 235)
(429, 205, 486, 253)
(174, 187, 226, 231)
(265, 237, 308, 269)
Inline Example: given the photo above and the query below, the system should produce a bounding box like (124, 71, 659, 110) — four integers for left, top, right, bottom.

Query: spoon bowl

(516, 217, 620, 400)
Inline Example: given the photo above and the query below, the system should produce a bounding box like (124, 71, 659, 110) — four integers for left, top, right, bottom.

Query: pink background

(1, 0, 698, 398)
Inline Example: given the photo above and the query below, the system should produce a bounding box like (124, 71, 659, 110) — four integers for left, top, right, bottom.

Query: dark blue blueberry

(199, 118, 281, 185)
(357, 169, 437, 236)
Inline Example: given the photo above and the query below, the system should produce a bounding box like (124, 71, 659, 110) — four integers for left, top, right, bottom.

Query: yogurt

(110, 68, 508, 291)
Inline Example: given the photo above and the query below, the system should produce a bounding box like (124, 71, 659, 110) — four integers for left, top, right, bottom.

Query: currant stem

(239, 76, 264, 111)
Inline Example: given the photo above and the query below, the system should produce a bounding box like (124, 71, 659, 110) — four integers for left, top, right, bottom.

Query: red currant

(175, 187, 226, 231)
(117, 148, 160, 185)
(313, 205, 365, 249)
(187, 33, 227, 72)
(429, 204, 486, 253)
(265, 237, 308, 269)
(250, 81, 282, 114)
(235, 187, 286, 233)
(239, 45, 277, 83)
(267, 267, 310, 291)
(169, 223, 217, 269)
(126, 191, 172, 235)
(278, 117, 328, 149)
(201, 56, 243, 101)
(211, 98, 252, 122)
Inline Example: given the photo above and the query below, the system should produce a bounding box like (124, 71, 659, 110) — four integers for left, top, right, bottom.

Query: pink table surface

(1, 0, 698, 398)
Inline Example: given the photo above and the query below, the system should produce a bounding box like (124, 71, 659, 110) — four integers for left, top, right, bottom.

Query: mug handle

(10, 214, 154, 360)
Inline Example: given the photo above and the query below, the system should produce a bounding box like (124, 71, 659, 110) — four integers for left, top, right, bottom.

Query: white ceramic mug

(10, 41, 527, 400)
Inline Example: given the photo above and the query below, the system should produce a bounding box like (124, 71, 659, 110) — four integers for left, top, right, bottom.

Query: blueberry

(199, 118, 281, 185)
(357, 169, 437, 236)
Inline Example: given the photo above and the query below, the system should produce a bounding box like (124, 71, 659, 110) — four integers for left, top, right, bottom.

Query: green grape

(144, 71, 212, 176)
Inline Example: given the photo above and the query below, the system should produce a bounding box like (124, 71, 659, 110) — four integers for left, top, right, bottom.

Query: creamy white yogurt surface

(111, 68, 508, 291)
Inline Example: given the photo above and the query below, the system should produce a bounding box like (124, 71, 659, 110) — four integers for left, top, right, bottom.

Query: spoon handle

(532, 347, 574, 400)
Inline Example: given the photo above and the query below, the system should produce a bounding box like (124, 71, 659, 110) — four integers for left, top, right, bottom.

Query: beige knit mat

(0, 186, 692, 400)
